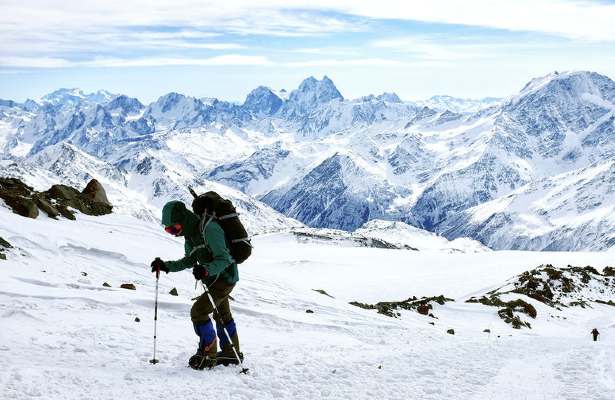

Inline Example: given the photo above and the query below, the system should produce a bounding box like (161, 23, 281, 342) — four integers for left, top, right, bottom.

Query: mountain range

(0, 71, 613, 251)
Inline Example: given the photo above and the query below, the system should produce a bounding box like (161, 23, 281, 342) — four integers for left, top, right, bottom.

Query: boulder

(34, 196, 60, 218)
(48, 184, 80, 201)
(81, 179, 111, 205)
(45, 183, 112, 217)
(417, 303, 430, 315)
(0, 177, 112, 220)
(447, 329, 455, 335)
(102, 282, 111, 287)
(169, 287, 178, 296)
(120, 283, 136, 290)
(1, 195, 39, 218)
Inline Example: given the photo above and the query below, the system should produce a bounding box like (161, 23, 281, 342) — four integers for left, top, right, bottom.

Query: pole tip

(149, 359, 159, 364)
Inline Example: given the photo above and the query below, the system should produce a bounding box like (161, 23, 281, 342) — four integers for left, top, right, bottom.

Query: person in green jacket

(150, 200, 242, 369)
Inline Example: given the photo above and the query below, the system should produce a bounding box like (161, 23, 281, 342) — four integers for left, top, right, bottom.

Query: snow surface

(1, 206, 614, 399)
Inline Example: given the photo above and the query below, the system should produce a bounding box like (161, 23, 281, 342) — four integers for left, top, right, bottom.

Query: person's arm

(164, 241, 196, 272)
(203, 222, 234, 276)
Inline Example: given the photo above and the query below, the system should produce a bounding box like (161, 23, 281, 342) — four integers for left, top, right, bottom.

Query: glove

(150, 257, 169, 274)
(192, 265, 209, 280)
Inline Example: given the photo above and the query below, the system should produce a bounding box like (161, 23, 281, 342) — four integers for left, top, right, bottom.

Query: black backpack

(189, 188, 252, 264)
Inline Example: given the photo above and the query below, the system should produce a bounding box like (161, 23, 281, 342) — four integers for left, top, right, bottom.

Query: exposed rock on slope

(467, 264, 615, 328)
(0, 177, 113, 220)
(350, 295, 454, 318)
(0, 236, 12, 260)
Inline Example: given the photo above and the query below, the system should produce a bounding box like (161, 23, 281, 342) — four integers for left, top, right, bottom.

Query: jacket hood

(161, 201, 199, 236)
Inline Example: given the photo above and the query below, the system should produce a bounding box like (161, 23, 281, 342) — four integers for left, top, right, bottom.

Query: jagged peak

(292, 75, 343, 102)
(107, 95, 144, 112)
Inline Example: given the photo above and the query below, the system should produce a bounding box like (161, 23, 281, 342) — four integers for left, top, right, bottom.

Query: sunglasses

(164, 224, 183, 235)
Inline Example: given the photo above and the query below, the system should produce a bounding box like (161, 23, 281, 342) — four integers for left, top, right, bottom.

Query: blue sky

(2, 0, 615, 103)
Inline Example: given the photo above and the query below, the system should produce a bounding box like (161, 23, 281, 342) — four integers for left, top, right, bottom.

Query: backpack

(189, 188, 252, 264)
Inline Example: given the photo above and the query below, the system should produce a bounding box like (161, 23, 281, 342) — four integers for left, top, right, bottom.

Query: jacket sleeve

(203, 222, 234, 276)
(164, 241, 195, 272)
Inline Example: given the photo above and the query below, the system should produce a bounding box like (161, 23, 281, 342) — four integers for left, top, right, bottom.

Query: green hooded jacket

(161, 201, 238, 285)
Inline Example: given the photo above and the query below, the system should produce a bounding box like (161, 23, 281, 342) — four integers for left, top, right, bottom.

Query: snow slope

(355, 219, 490, 253)
(1, 206, 614, 399)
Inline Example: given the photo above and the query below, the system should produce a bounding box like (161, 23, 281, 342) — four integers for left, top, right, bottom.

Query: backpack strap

(189, 244, 208, 257)
(231, 237, 253, 248)
(218, 213, 239, 220)
(199, 212, 216, 234)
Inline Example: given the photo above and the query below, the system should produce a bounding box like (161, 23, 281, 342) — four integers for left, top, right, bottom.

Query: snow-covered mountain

(1, 71, 614, 250)
(415, 95, 502, 113)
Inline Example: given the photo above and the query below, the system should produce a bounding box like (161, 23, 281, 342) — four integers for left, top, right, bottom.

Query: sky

(2, 0, 615, 103)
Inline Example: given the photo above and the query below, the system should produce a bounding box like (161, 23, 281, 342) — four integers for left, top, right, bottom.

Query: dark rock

(0, 177, 112, 220)
(103, 282, 111, 287)
(428, 322, 435, 325)
(81, 179, 111, 205)
(0, 237, 12, 249)
(305, 309, 314, 314)
(483, 329, 491, 333)
(0, 253, 5, 261)
(603, 267, 615, 277)
(34, 196, 59, 218)
(2, 195, 39, 218)
(349, 295, 452, 318)
(81, 272, 88, 276)
(447, 329, 455, 335)
(467, 295, 536, 329)
(312, 289, 335, 298)
(169, 287, 178, 296)
(417, 303, 430, 315)
(46, 184, 113, 217)
(120, 283, 136, 290)
(47, 184, 80, 201)
(134, 317, 140, 322)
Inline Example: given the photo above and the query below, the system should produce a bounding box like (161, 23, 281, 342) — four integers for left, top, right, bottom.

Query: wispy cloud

(333, 0, 615, 42)
(0, 55, 272, 68)
(281, 58, 417, 67)
(0, 57, 72, 68)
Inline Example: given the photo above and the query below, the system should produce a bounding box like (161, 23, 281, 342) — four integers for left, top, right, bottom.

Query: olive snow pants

(191, 280, 235, 325)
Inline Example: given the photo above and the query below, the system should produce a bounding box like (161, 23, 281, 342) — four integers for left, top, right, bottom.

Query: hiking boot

(216, 349, 244, 366)
(216, 319, 242, 366)
(190, 321, 217, 370)
(188, 349, 217, 370)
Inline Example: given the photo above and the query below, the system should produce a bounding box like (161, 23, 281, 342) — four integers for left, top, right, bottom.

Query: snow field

(1, 208, 614, 399)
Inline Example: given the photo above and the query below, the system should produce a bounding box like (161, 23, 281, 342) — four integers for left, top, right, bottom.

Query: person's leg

(189, 290, 218, 368)
(209, 282, 242, 364)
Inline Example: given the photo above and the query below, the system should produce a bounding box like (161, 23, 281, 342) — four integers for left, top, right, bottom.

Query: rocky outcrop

(350, 295, 453, 318)
(0, 236, 12, 260)
(466, 264, 615, 329)
(81, 179, 111, 205)
(0, 177, 113, 220)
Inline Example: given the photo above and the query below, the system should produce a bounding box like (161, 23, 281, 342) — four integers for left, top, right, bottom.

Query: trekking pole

(201, 282, 249, 374)
(149, 267, 160, 365)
